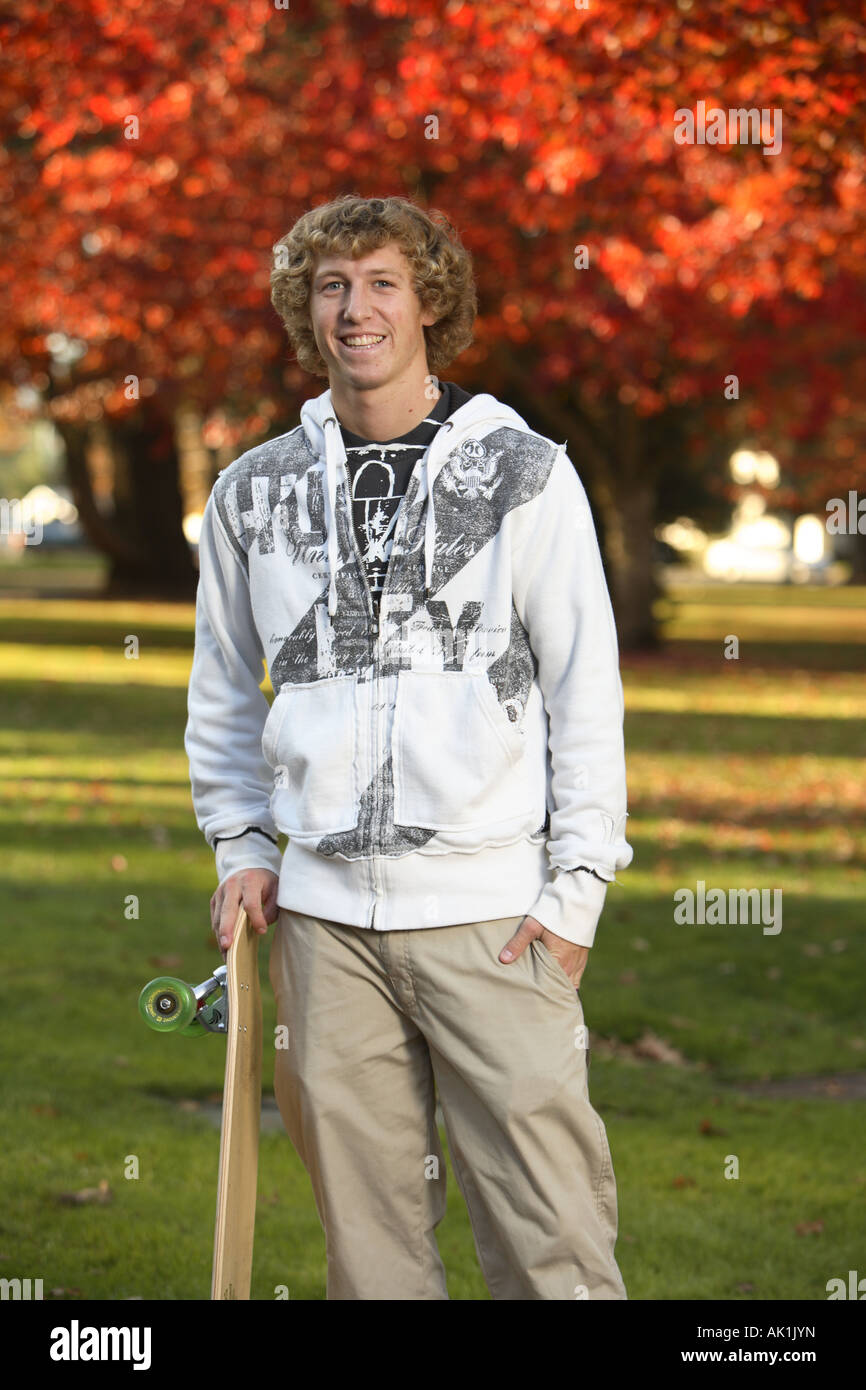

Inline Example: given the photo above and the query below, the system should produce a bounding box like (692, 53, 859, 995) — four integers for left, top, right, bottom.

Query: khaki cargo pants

(269, 907, 627, 1300)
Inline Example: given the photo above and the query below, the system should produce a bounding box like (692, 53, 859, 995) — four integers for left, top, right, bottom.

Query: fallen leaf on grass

(57, 1179, 113, 1207)
(699, 1118, 728, 1136)
(673, 1176, 696, 1189)
(633, 1031, 687, 1065)
(794, 1220, 824, 1236)
(148, 954, 183, 969)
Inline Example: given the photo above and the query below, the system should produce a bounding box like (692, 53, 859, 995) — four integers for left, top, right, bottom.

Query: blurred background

(1, 0, 864, 1301)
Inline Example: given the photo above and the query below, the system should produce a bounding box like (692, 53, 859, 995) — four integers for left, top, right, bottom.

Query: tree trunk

(493, 369, 661, 650)
(590, 400, 661, 651)
(57, 420, 143, 568)
(594, 472, 660, 650)
(104, 408, 198, 599)
(59, 409, 198, 598)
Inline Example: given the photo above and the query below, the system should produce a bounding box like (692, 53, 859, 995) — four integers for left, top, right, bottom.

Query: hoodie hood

(300, 387, 536, 616)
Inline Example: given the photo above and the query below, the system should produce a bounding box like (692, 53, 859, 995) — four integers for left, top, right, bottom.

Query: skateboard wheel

(138, 976, 197, 1033)
(177, 1017, 209, 1038)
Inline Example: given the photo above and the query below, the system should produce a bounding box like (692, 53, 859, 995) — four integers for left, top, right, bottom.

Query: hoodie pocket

(262, 676, 358, 835)
(392, 669, 533, 832)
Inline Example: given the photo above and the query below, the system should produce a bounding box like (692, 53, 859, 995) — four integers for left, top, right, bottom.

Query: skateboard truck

(139, 964, 228, 1036)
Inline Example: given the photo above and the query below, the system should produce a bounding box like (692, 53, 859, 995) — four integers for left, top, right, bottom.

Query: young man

(185, 194, 633, 1300)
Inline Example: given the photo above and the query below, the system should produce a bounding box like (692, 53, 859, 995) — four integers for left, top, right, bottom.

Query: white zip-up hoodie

(184, 386, 633, 947)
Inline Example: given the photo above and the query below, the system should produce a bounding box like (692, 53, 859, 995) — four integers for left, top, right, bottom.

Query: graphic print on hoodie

(187, 380, 633, 940)
(209, 385, 560, 862)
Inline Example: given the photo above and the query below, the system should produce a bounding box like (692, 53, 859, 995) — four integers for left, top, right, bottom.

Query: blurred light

(729, 448, 779, 486)
(657, 517, 707, 553)
(20, 485, 78, 524)
(735, 515, 790, 549)
(738, 492, 767, 521)
(15, 385, 41, 410)
(45, 333, 87, 364)
(793, 514, 828, 564)
(730, 449, 757, 482)
(704, 537, 789, 581)
(183, 512, 203, 544)
(703, 507, 791, 582)
(754, 452, 780, 487)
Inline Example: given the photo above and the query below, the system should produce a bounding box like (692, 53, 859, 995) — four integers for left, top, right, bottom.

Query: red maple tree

(1, 0, 864, 638)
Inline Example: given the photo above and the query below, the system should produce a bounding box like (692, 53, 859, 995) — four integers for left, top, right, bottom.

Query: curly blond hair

(270, 194, 477, 378)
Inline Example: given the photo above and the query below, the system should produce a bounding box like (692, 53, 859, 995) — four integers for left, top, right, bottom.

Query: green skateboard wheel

(176, 996, 223, 1036)
(177, 1017, 208, 1037)
(138, 976, 197, 1033)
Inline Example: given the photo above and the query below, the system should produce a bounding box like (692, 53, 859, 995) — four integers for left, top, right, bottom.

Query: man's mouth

(339, 334, 386, 352)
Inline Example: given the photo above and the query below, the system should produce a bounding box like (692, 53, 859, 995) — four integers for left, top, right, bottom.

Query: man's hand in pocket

(498, 915, 589, 989)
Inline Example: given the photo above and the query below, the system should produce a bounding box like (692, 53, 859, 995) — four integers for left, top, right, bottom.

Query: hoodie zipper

(340, 494, 381, 893)
(369, 438, 450, 866)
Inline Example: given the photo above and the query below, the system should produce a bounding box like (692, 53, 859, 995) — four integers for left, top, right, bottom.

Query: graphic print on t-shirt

(339, 383, 463, 613)
(346, 443, 422, 602)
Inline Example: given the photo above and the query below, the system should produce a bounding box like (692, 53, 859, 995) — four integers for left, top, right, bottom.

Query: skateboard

(138, 906, 262, 1299)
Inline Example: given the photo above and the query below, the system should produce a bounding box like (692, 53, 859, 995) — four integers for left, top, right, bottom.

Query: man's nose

(343, 286, 372, 321)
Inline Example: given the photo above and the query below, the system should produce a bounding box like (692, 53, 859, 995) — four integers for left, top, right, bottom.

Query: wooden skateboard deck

(211, 907, 262, 1300)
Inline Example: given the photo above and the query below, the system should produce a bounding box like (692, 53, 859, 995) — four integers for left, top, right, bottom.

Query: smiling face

(309, 243, 438, 397)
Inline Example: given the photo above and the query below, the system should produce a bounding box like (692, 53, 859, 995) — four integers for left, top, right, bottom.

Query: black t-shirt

(339, 381, 473, 613)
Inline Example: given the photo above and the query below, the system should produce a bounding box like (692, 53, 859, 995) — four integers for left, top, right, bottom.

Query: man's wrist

(214, 827, 283, 886)
(527, 867, 609, 948)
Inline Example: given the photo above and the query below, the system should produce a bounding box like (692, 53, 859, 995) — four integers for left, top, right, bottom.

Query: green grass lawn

(1, 580, 864, 1300)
